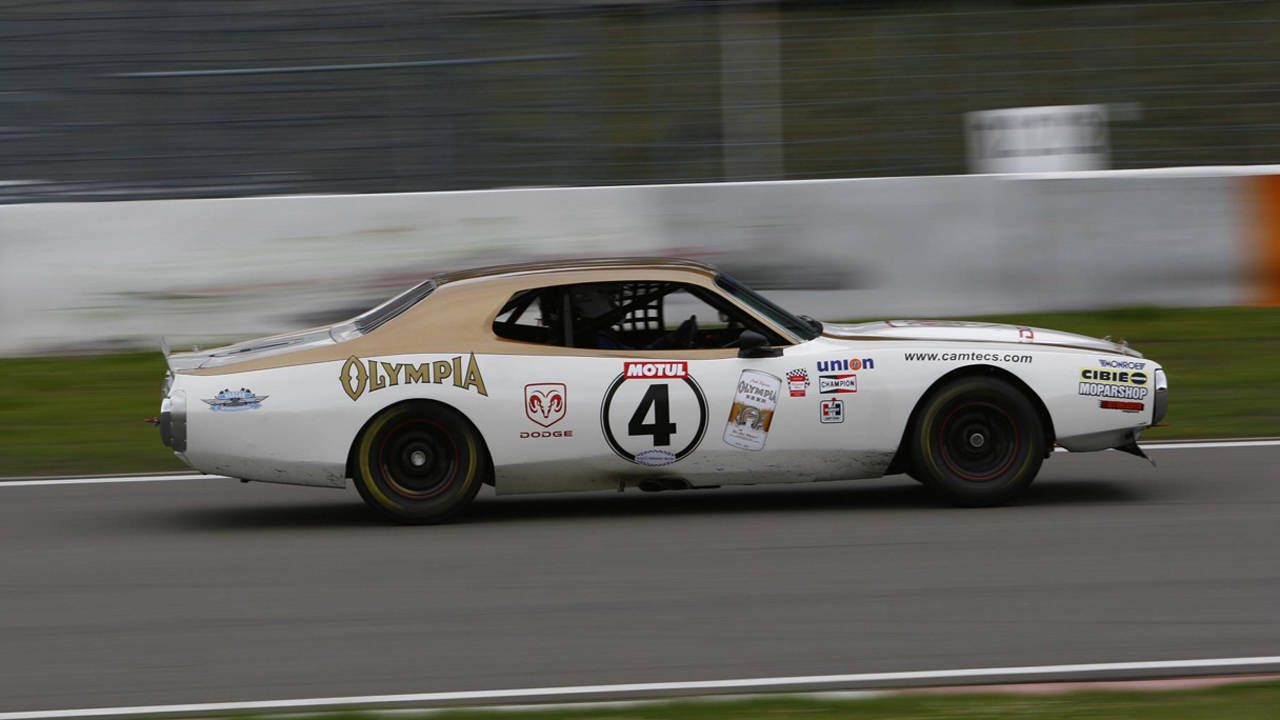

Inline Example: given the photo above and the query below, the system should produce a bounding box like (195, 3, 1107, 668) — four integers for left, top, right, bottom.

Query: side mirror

(737, 330, 783, 359)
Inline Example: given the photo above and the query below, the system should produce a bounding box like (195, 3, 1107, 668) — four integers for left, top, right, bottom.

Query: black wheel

(352, 403, 487, 524)
(909, 376, 1045, 507)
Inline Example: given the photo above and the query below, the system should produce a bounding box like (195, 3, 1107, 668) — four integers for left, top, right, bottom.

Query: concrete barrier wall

(2, 168, 1275, 355)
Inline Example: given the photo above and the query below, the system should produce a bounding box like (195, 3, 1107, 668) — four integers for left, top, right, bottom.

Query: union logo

(525, 383, 567, 427)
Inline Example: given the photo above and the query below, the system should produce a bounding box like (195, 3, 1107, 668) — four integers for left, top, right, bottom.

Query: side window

(646, 284, 783, 350)
(494, 281, 785, 350)
(493, 288, 562, 345)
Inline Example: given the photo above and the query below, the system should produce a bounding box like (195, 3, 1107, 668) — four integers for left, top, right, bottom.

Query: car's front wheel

(352, 402, 487, 524)
(909, 376, 1045, 507)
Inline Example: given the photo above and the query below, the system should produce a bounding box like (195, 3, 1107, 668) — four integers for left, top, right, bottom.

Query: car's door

(676, 337, 884, 487)
(489, 278, 879, 492)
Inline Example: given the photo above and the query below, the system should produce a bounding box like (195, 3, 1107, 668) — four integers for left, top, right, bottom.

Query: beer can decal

(723, 369, 782, 451)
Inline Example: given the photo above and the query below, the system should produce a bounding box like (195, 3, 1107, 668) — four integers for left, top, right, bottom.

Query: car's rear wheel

(909, 376, 1044, 507)
(353, 402, 487, 524)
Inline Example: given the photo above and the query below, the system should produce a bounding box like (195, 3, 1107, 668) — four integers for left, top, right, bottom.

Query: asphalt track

(1, 443, 1278, 713)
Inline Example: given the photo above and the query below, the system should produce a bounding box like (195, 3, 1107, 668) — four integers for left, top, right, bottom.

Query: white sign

(967, 104, 1109, 173)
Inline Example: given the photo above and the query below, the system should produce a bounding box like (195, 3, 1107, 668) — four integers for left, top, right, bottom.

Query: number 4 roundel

(601, 362, 708, 467)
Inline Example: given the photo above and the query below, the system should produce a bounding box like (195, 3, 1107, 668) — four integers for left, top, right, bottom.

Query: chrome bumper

(159, 390, 187, 452)
(1153, 368, 1169, 426)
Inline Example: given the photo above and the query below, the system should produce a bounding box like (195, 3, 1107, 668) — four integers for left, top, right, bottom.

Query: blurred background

(3, 0, 1279, 353)
(2, 0, 1279, 474)
(3, 0, 1279, 200)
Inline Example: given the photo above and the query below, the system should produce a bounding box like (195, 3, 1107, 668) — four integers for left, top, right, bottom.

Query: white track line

(1051, 438, 1280, 453)
(0, 474, 225, 487)
(2, 656, 1279, 719)
(1139, 439, 1280, 450)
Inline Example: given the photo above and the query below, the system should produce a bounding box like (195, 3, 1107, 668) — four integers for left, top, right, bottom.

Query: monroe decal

(339, 354, 488, 401)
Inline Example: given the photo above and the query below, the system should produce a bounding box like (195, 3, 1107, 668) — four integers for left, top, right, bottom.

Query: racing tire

(909, 376, 1044, 507)
(352, 402, 487, 524)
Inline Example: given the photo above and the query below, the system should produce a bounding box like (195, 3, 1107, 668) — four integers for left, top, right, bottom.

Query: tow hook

(1114, 435, 1155, 466)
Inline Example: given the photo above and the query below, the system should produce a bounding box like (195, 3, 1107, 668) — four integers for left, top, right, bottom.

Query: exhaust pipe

(637, 478, 693, 492)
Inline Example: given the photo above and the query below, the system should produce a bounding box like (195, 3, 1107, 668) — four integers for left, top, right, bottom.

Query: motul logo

(624, 361, 687, 379)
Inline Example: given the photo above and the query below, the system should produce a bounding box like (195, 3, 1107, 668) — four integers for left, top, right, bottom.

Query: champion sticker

(818, 374, 857, 394)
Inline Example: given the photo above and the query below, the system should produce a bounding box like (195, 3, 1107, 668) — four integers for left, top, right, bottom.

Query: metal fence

(2, 0, 1279, 202)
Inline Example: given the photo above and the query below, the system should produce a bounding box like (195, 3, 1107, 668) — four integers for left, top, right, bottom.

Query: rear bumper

(159, 390, 187, 452)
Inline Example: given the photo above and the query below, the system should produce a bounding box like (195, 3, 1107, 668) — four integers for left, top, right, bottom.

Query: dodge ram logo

(525, 383, 567, 427)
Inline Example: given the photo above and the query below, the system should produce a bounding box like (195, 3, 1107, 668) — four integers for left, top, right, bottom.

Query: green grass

(960, 306, 1280, 441)
(1, 307, 1276, 477)
(0, 352, 186, 477)
(282, 680, 1280, 720)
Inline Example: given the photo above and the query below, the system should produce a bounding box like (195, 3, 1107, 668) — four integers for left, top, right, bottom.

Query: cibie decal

(1079, 368, 1148, 386)
(816, 357, 874, 373)
(820, 397, 844, 424)
(1078, 367, 1149, 400)
(723, 370, 781, 451)
(525, 383, 567, 427)
(339, 354, 487, 401)
(818, 374, 857, 394)
(785, 368, 810, 397)
(203, 388, 267, 411)
(601, 361, 707, 466)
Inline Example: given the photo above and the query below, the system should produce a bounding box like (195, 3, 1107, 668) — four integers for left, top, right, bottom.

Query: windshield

(715, 273, 821, 341)
(330, 278, 436, 342)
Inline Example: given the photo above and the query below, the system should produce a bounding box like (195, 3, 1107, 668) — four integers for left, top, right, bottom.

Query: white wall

(0, 169, 1260, 355)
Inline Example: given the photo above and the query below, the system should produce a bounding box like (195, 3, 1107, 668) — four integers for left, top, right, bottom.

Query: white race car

(158, 258, 1167, 523)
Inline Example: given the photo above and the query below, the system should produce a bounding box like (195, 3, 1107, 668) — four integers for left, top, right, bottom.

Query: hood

(822, 320, 1142, 357)
(168, 326, 337, 372)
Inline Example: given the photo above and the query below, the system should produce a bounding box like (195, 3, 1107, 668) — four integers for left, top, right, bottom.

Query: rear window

(330, 279, 436, 341)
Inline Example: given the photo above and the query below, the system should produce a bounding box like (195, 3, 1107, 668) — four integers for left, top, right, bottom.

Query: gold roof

(186, 256, 767, 375)
(432, 256, 719, 286)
